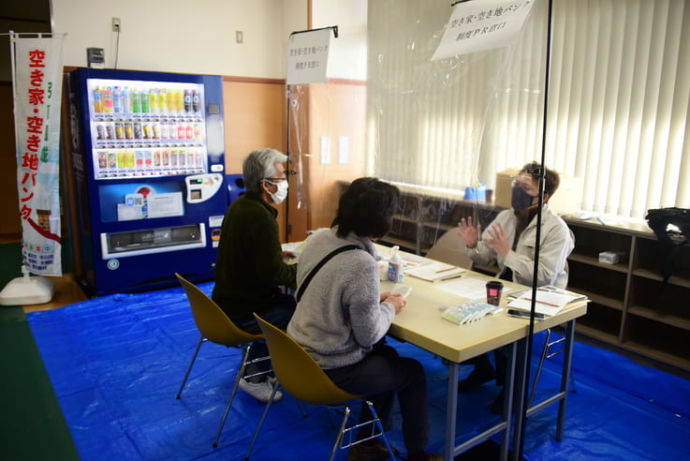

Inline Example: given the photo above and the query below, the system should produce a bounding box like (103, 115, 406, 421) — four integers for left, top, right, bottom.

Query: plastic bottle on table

(387, 245, 404, 283)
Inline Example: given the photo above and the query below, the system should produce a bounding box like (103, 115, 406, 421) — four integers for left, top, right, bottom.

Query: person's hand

(282, 250, 297, 260)
(457, 217, 481, 248)
(380, 291, 392, 302)
(486, 222, 510, 258)
(383, 294, 407, 314)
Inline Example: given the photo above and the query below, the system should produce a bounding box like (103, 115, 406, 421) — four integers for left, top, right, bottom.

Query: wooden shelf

(568, 253, 629, 273)
(567, 288, 623, 311)
(627, 305, 690, 331)
(575, 323, 619, 345)
(632, 268, 690, 289)
(621, 341, 690, 372)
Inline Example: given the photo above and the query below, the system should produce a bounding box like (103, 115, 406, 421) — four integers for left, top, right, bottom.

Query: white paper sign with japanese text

(13, 36, 64, 275)
(286, 28, 332, 85)
(432, 0, 535, 61)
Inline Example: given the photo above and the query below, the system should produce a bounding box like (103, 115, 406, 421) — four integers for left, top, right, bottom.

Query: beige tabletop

(381, 259, 588, 364)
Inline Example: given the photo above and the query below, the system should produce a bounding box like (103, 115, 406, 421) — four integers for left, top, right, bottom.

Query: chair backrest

(253, 313, 360, 405)
(175, 273, 262, 346)
(425, 229, 474, 269)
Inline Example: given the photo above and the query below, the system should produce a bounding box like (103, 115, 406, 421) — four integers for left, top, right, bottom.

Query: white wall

(52, 0, 307, 78)
(312, 0, 367, 81)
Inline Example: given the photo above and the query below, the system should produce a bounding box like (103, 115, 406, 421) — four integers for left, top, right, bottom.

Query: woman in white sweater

(287, 178, 441, 461)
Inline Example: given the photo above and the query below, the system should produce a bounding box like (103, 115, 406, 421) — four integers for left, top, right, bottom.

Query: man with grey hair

(212, 148, 297, 402)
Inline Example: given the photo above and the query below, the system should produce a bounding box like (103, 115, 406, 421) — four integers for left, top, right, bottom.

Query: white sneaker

(239, 378, 283, 403)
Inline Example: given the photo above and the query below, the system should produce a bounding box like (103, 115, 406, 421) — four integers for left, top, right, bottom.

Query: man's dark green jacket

(212, 192, 296, 323)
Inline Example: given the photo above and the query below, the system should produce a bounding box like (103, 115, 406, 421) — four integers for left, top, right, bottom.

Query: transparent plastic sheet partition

(289, 0, 550, 257)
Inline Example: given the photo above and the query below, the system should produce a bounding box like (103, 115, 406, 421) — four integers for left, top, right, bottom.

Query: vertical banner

(286, 28, 332, 85)
(432, 0, 535, 61)
(13, 36, 64, 276)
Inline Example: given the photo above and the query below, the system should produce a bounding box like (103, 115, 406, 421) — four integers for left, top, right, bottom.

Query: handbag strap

(295, 245, 359, 302)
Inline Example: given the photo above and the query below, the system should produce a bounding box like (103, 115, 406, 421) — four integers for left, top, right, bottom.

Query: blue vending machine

(67, 68, 227, 296)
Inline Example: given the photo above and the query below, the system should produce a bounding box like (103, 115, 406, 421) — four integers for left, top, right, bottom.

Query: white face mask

(266, 179, 288, 204)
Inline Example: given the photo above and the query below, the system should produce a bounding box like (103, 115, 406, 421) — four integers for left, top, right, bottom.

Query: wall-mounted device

(87, 47, 105, 69)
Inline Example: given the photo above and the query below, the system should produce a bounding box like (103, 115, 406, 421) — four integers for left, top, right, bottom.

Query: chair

(244, 314, 396, 461)
(425, 228, 474, 269)
(174, 273, 271, 448)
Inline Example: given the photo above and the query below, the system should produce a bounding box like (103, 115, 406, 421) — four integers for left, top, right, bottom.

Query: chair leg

(364, 401, 396, 460)
(329, 406, 352, 461)
(244, 382, 280, 460)
(213, 344, 252, 448)
(176, 335, 207, 399)
(528, 329, 551, 408)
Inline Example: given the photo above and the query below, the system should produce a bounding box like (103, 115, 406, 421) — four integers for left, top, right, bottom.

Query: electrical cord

(114, 26, 120, 69)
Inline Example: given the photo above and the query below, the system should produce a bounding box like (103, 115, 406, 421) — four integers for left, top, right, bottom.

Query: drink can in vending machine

(95, 123, 105, 141)
(171, 150, 179, 166)
(126, 151, 135, 168)
(160, 121, 169, 141)
(135, 151, 144, 170)
(178, 149, 186, 166)
(168, 122, 176, 141)
(153, 150, 161, 167)
(192, 90, 200, 113)
(187, 151, 195, 168)
(133, 121, 143, 140)
(162, 149, 169, 166)
(98, 152, 107, 168)
(115, 122, 125, 140)
(184, 90, 192, 113)
(125, 121, 134, 140)
(105, 122, 115, 141)
(145, 151, 153, 168)
(194, 123, 201, 142)
(117, 152, 127, 169)
(143, 123, 153, 140)
(107, 152, 117, 169)
(195, 151, 202, 168)
(153, 122, 161, 139)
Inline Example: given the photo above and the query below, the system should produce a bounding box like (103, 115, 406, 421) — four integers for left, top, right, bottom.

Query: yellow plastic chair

(245, 314, 396, 461)
(174, 273, 271, 448)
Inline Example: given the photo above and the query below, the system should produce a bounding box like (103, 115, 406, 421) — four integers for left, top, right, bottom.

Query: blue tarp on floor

(28, 283, 690, 460)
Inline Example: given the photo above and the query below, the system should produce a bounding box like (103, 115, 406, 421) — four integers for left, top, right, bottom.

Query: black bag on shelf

(645, 207, 690, 283)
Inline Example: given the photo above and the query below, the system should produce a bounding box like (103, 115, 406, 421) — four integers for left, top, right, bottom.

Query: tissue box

(494, 168, 583, 214)
(599, 251, 624, 265)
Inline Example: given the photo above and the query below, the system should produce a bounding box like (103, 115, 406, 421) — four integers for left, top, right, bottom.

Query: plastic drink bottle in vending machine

(131, 89, 140, 114)
(177, 123, 185, 140)
(168, 88, 176, 115)
(184, 90, 191, 113)
(192, 90, 199, 113)
(140, 89, 149, 114)
(113, 87, 122, 114)
(158, 88, 167, 115)
(104, 87, 113, 113)
(121, 87, 130, 115)
(92, 86, 102, 113)
(185, 123, 193, 140)
(149, 88, 158, 114)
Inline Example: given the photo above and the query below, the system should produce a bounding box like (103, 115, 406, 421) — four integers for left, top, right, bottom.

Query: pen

(596, 217, 606, 225)
(436, 266, 456, 273)
(524, 298, 559, 307)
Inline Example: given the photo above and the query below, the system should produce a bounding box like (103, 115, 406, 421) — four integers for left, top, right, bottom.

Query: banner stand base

(0, 266, 55, 306)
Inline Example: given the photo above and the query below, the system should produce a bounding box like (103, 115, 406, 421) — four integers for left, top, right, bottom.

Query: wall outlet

(235, 31, 243, 44)
(112, 17, 121, 32)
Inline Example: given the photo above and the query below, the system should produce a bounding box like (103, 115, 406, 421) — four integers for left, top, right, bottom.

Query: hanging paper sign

(13, 36, 64, 276)
(431, 0, 536, 61)
(286, 28, 332, 84)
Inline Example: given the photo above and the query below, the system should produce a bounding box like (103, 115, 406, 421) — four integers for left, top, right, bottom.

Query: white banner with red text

(13, 36, 64, 276)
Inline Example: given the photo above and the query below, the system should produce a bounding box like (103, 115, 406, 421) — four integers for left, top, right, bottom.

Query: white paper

(432, 0, 536, 61)
(287, 28, 332, 84)
(435, 277, 488, 300)
(338, 135, 349, 164)
(406, 261, 465, 282)
(147, 192, 183, 218)
(320, 135, 331, 164)
(507, 290, 579, 316)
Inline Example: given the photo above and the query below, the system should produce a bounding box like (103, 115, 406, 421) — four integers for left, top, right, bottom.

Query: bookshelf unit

(379, 188, 690, 376)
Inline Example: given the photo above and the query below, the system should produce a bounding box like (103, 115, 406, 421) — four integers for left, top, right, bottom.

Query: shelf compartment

(568, 253, 628, 273)
(627, 276, 690, 326)
(568, 225, 631, 264)
(633, 237, 690, 287)
(622, 316, 690, 364)
(576, 302, 622, 340)
(567, 260, 627, 308)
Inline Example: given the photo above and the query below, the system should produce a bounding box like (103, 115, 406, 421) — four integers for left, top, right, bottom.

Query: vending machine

(66, 68, 227, 296)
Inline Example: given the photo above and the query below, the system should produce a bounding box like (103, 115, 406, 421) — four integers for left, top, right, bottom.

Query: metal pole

(516, 0, 555, 458)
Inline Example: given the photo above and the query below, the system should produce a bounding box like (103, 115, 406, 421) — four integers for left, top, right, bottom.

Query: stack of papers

(507, 286, 587, 317)
(405, 261, 465, 282)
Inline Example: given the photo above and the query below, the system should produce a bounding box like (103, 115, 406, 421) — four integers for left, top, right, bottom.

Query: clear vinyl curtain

(367, 0, 690, 219)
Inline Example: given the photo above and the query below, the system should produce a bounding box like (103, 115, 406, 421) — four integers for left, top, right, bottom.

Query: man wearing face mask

(212, 148, 297, 403)
(455, 161, 574, 413)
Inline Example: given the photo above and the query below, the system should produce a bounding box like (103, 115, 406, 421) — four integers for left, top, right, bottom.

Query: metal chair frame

(529, 326, 577, 408)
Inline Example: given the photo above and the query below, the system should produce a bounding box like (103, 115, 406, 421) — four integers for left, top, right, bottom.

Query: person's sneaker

(458, 365, 496, 393)
(238, 378, 282, 403)
(348, 439, 396, 461)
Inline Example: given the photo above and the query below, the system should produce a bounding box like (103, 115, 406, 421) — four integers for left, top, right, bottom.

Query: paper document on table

(507, 290, 582, 317)
(406, 261, 465, 282)
(435, 277, 487, 300)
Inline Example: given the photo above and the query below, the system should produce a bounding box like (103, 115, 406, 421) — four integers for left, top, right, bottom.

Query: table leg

(445, 362, 459, 461)
(501, 342, 517, 461)
(557, 320, 575, 441)
(511, 338, 528, 461)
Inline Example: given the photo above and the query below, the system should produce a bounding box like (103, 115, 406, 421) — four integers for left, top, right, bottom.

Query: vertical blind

(367, 0, 689, 219)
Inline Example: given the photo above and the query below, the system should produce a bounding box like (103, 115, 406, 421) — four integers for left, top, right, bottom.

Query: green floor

(0, 243, 79, 460)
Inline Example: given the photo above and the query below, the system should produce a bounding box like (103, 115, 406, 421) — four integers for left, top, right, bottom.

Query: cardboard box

(494, 168, 583, 214)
